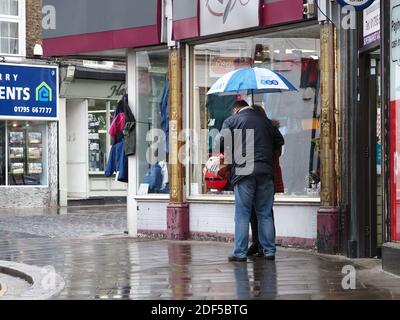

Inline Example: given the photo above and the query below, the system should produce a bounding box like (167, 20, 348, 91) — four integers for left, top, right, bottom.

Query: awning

(43, 0, 161, 57)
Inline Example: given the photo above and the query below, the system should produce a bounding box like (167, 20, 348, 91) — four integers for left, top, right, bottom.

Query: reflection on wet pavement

(0, 234, 399, 300)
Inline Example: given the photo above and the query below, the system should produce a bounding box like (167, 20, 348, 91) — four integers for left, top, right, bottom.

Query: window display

(9, 146, 23, 159)
(0, 122, 4, 185)
(28, 132, 42, 144)
(136, 49, 170, 195)
(2, 121, 48, 186)
(190, 25, 321, 199)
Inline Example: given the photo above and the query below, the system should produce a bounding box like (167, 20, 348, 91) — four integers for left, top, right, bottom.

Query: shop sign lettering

(0, 64, 58, 120)
(200, 0, 259, 36)
(108, 83, 126, 99)
(392, 4, 400, 65)
(363, 0, 380, 46)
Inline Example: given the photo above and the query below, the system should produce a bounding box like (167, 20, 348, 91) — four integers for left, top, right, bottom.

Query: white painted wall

(190, 202, 318, 240)
(274, 204, 318, 239)
(136, 200, 318, 240)
(66, 99, 89, 199)
(137, 201, 168, 231)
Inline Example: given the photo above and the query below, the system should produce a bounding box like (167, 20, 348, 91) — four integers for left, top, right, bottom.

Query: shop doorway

(357, 49, 383, 258)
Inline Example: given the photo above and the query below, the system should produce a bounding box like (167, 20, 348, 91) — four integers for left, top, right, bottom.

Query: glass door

(370, 52, 384, 251)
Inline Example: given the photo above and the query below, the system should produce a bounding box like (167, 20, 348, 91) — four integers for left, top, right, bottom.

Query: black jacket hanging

(121, 94, 137, 156)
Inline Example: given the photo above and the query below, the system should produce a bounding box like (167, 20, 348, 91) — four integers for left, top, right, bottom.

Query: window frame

(0, 0, 26, 57)
(134, 47, 170, 198)
(87, 99, 115, 175)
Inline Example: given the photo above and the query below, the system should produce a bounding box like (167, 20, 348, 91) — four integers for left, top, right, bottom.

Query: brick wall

(26, 0, 43, 57)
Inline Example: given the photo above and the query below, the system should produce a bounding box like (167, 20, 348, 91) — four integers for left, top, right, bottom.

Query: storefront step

(67, 197, 126, 207)
(382, 242, 400, 276)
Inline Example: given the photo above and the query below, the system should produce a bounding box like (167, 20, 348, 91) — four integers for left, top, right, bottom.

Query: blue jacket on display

(105, 140, 128, 183)
(159, 80, 169, 154)
(144, 163, 163, 193)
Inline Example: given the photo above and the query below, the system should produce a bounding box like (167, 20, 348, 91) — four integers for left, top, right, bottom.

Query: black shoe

(247, 242, 260, 256)
(228, 256, 247, 262)
(264, 255, 275, 261)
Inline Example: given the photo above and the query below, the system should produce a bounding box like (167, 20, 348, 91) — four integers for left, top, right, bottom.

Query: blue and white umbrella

(207, 67, 297, 96)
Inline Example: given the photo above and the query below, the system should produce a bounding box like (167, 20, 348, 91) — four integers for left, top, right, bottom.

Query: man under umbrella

(208, 67, 295, 261)
(216, 100, 284, 261)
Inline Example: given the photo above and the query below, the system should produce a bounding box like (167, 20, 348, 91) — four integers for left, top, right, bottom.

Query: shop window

(0, 120, 48, 186)
(0, 121, 5, 185)
(0, 0, 25, 56)
(88, 100, 115, 173)
(190, 25, 321, 199)
(136, 49, 169, 195)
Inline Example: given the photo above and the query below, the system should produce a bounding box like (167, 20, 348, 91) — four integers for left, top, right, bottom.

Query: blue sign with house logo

(0, 63, 58, 120)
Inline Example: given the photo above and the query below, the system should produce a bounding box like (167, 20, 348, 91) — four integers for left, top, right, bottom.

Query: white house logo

(36, 82, 52, 102)
(206, 0, 250, 23)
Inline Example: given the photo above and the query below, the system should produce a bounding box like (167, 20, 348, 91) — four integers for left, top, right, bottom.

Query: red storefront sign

(172, 0, 306, 41)
(390, 100, 400, 241)
(43, 0, 162, 56)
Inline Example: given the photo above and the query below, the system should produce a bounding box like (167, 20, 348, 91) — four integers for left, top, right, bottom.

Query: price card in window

(138, 184, 150, 195)
(191, 183, 200, 196)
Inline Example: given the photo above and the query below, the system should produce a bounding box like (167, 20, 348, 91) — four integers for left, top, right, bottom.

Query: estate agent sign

(0, 64, 58, 121)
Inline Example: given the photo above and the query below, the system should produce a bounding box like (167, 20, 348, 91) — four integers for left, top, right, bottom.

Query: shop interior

(0, 120, 47, 186)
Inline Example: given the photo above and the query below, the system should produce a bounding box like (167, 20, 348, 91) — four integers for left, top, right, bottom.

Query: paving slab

(0, 207, 399, 300)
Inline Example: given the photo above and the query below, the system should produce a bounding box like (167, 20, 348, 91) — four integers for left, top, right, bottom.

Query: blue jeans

(233, 175, 275, 258)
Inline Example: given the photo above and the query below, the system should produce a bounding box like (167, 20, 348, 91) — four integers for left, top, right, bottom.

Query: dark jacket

(218, 108, 284, 186)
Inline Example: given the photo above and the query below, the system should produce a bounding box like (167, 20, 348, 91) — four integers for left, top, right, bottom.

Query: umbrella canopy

(207, 67, 297, 96)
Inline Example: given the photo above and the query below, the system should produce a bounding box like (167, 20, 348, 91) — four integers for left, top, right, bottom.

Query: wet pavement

(0, 207, 400, 300)
(0, 206, 127, 239)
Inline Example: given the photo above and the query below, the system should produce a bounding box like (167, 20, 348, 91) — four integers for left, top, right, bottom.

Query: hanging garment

(109, 112, 126, 141)
(110, 96, 127, 144)
(123, 121, 136, 156)
(105, 140, 128, 183)
(206, 95, 237, 152)
(159, 160, 169, 190)
(121, 94, 137, 156)
(144, 163, 163, 193)
(300, 58, 319, 89)
(206, 95, 237, 132)
(159, 80, 170, 154)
